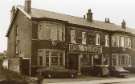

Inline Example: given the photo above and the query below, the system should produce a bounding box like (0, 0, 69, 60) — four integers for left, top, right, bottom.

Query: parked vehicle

(37, 66, 77, 78)
(91, 65, 109, 77)
(109, 66, 129, 77)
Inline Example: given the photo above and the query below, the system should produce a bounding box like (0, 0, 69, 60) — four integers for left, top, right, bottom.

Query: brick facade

(6, 5, 135, 76)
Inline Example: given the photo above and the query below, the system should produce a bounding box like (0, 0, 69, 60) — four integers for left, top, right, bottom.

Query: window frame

(105, 34, 109, 47)
(96, 33, 100, 45)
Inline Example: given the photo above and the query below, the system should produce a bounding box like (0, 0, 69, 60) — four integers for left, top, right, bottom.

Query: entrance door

(68, 54, 78, 70)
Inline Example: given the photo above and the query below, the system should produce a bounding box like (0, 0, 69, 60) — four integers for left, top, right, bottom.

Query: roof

(7, 5, 135, 36)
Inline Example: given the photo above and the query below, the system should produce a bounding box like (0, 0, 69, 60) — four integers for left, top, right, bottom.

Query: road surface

(45, 77, 135, 84)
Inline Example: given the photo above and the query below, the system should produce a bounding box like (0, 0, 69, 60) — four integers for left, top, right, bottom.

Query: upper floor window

(120, 36, 124, 47)
(127, 37, 131, 48)
(82, 32, 86, 45)
(96, 33, 100, 45)
(105, 35, 109, 47)
(38, 22, 65, 41)
(112, 36, 120, 47)
(70, 30, 76, 43)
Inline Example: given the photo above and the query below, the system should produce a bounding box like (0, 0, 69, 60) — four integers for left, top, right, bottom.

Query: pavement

(40, 73, 135, 84)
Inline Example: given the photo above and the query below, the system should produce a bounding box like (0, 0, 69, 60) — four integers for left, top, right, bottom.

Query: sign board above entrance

(69, 44, 102, 53)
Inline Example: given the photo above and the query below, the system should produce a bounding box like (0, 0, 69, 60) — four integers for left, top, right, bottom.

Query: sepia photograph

(0, 0, 135, 84)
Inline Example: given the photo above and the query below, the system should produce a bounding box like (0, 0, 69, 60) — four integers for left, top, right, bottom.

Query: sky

(0, 0, 135, 52)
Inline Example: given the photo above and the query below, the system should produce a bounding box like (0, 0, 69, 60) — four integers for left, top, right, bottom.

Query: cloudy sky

(0, 0, 135, 52)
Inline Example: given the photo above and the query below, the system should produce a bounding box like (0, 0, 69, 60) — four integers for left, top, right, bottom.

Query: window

(96, 33, 100, 45)
(46, 51, 49, 66)
(37, 49, 44, 66)
(127, 37, 131, 48)
(82, 32, 86, 44)
(116, 36, 120, 47)
(71, 30, 76, 43)
(39, 56, 43, 66)
(120, 36, 124, 47)
(105, 35, 109, 47)
(119, 54, 131, 66)
(112, 54, 118, 66)
(38, 49, 65, 67)
(51, 52, 59, 65)
(38, 22, 65, 41)
(58, 25, 65, 41)
(38, 24, 51, 40)
(112, 36, 116, 47)
(51, 25, 57, 41)
(112, 35, 120, 47)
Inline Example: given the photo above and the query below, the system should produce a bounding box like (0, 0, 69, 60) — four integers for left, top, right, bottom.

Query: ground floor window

(112, 53, 131, 67)
(81, 54, 103, 66)
(37, 49, 65, 67)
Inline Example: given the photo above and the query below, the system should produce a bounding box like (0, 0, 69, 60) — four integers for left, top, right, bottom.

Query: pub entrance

(68, 54, 78, 70)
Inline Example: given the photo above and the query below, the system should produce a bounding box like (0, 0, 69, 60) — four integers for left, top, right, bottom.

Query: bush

(0, 68, 29, 84)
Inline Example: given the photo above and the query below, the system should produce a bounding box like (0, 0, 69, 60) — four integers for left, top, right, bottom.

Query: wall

(7, 10, 32, 72)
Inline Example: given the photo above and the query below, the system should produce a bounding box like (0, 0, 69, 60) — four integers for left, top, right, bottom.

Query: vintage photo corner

(0, 0, 135, 84)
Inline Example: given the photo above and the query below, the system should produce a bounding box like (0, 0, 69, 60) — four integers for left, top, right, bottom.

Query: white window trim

(71, 30, 76, 44)
(38, 21, 65, 41)
(105, 35, 109, 47)
(37, 49, 65, 67)
(82, 32, 86, 45)
(96, 33, 100, 45)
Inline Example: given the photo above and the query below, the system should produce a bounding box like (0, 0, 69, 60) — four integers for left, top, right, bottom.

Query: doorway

(68, 54, 78, 70)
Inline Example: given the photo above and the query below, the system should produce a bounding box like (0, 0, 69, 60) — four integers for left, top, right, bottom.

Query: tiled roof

(7, 6, 135, 36)
(28, 6, 135, 34)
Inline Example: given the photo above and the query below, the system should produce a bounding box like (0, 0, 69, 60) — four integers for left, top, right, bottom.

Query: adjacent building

(6, 0, 135, 76)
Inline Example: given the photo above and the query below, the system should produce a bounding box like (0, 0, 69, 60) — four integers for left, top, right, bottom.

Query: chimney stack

(24, 0, 31, 13)
(121, 20, 126, 29)
(105, 18, 110, 23)
(11, 6, 16, 20)
(87, 9, 93, 22)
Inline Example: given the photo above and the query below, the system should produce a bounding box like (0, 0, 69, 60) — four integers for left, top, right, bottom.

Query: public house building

(6, 0, 135, 76)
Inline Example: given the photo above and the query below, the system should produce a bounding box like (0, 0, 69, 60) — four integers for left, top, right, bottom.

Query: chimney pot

(105, 18, 110, 23)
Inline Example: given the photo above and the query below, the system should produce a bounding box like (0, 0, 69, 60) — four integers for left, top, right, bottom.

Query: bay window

(112, 53, 131, 66)
(37, 49, 65, 67)
(38, 21, 65, 41)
